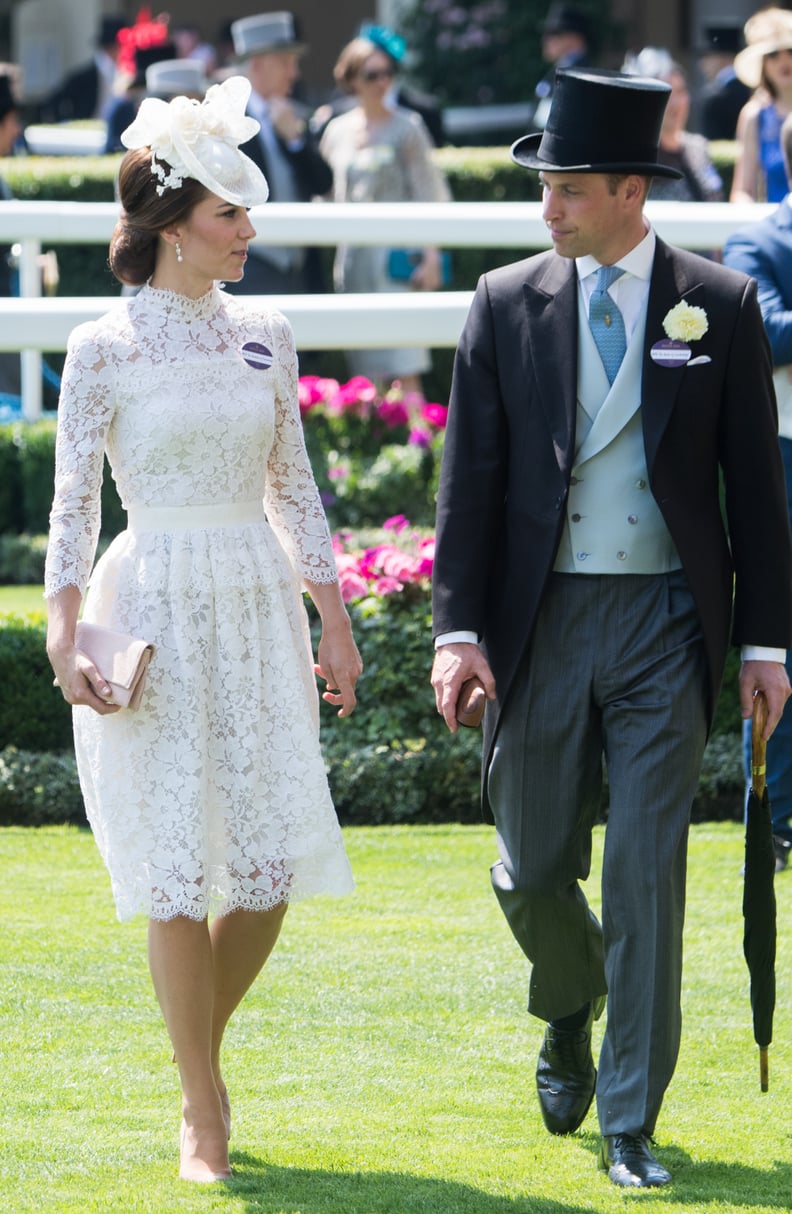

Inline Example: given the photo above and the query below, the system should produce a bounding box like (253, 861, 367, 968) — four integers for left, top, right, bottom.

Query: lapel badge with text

(650, 338, 691, 368)
(241, 341, 273, 370)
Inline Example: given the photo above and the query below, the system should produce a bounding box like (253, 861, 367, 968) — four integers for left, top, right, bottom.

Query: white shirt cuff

(435, 630, 479, 648)
(741, 645, 787, 663)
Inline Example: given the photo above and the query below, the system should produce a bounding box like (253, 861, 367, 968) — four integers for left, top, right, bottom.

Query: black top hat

(512, 67, 682, 179)
(130, 42, 177, 90)
(542, 3, 590, 40)
(97, 16, 126, 49)
(698, 26, 743, 55)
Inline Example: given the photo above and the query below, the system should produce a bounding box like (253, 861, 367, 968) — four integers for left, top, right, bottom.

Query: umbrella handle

(760, 1045, 769, 1093)
(751, 692, 768, 799)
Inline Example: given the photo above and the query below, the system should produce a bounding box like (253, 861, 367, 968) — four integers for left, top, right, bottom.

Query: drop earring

(175, 242, 183, 263)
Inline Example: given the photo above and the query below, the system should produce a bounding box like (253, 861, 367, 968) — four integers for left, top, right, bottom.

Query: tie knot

(594, 264, 624, 295)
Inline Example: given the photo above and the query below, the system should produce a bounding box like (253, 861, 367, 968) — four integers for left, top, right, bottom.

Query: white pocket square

(687, 355, 712, 366)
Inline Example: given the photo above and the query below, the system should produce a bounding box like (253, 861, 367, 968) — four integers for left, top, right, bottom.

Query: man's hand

(739, 659, 791, 739)
(431, 642, 496, 733)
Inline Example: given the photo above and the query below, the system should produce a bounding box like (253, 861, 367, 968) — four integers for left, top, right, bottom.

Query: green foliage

(0, 612, 73, 752)
(328, 735, 482, 824)
(0, 419, 125, 541)
(324, 441, 438, 529)
(0, 154, 120, 296)
(0, 532, 48, 583)
(0, 747, 83, 825)
(401, 0, 612, 108)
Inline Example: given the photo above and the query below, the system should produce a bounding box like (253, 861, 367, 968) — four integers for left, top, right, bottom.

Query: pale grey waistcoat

(553, 289, 682, 574)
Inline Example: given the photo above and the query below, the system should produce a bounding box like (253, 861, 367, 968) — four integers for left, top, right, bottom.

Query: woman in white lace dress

(44, 77, 361, 1184)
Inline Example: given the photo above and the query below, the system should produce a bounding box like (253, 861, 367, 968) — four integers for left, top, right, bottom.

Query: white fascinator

(120, 75, 269, 207)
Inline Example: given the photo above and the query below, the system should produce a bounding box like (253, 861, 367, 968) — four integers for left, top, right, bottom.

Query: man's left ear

(624, 175, 648, 207)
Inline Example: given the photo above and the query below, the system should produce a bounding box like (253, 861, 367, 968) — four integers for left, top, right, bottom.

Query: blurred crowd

(3, 4, 792, 391)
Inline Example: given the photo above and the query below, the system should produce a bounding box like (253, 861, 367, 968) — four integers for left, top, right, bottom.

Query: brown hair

(332, 37, 381, 94)
(109, 147, 210, 286)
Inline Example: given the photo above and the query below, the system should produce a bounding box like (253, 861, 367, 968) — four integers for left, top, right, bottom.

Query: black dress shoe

(599, 1133, 672, 1188)
(536, 1006, 596, 1134)
(773, 834, 790, 873)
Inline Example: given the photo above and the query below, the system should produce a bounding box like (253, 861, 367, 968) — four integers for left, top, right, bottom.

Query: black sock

(550, 1002, 590, 1032)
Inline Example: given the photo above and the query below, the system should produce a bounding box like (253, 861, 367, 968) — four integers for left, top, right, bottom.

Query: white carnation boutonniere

(662, 301, 709, 343)
(651, 301, 711, 368)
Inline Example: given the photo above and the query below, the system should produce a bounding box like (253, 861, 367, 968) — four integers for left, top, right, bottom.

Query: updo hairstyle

(109, 147, 210, 285)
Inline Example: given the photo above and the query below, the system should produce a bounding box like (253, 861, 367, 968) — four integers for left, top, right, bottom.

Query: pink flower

(299, 375, 339, 406)
(383, 514, 410, 534)
(421, 402, 448, 429)
(377, 398, 409, 428)
(338, 569, 370, 602)
(373, 575, 404, 596)
(408, 426, 433, 447)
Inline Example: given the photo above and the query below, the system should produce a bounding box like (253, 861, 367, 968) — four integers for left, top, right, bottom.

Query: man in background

(724, 111, 792, 872)
(530, 2, 592, 131)
(696, 26, 751, 141)
(226, 11, 331, 296)
(38, 14, 124, 123)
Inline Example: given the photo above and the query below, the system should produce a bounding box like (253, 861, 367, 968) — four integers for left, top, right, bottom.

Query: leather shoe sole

(599, 1133, 672, 1188)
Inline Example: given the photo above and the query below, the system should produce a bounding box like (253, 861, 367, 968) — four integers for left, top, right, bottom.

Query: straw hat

(734, 7, 792, 89)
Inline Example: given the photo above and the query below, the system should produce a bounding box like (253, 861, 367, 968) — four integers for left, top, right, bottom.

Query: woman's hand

(48, 641, 122, 715)
(315, 616, 363, 717)
(46, 585, 121, 715)
(411, 247, 442, 292)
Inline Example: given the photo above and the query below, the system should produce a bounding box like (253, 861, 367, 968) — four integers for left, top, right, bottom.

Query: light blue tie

(588, 265, 626, 385)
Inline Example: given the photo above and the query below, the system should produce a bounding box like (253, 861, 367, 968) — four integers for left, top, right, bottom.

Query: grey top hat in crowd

(231, 12, 305, 58)
(145, 58, 209, 99)
(511, 67, 682, 179)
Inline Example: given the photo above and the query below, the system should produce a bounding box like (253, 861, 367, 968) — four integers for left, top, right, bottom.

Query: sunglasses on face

(360, 67, 395, 82)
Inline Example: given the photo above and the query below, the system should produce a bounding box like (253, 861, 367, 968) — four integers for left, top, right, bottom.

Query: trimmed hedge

(0, 419, 125, 539)
(0, 611, 74, 752)
(0, 589, 745, 826)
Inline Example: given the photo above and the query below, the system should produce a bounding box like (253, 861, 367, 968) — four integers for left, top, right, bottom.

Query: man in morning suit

(226, 11, 332, 296)
(431, 68, 792, 1188)
(723, 111, 792, 871)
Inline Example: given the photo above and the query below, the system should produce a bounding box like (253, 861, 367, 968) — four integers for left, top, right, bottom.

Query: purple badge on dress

(241, 341, 273, 370)
(650, 339, 691, 369)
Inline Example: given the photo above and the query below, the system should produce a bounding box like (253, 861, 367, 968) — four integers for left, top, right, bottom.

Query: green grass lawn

(0, 584, 45, 617)
(1, 822, 790, 1213)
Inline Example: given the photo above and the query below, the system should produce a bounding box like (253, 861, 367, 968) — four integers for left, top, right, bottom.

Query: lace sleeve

(264, 312, 338, 584)
(44, 324, 116, 598)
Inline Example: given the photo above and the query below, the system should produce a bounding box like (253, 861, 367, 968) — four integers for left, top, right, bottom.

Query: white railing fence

(0, 199, 774, 420)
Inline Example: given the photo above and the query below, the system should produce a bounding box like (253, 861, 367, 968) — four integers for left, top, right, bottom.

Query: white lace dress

(44, 283, 354, 922)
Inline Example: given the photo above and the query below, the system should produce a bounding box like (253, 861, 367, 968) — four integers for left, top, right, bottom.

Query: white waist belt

(127, 500, 265, 532)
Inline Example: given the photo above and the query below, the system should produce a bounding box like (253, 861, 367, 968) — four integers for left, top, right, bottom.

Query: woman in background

(320, 36, 451, 395)
(731, 7, 792, 203)
(623, 48, 723, 202)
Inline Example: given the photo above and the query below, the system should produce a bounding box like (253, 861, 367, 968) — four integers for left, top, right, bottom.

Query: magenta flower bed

(333, 515, 435, 603)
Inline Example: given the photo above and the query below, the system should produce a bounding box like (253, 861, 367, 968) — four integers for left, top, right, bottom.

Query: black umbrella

(743, 691, 777, 1092)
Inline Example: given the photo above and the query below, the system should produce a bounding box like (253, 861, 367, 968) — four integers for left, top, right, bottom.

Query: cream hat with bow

(121, 75, 269, 207)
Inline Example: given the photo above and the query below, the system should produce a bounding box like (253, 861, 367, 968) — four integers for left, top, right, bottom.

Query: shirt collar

(575, 226, 656, 284)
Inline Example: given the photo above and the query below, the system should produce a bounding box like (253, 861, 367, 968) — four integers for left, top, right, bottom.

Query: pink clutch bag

(74, 622, 155, 709)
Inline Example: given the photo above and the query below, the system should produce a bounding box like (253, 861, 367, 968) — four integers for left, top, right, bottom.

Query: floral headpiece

(120, 75, 269, 208)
